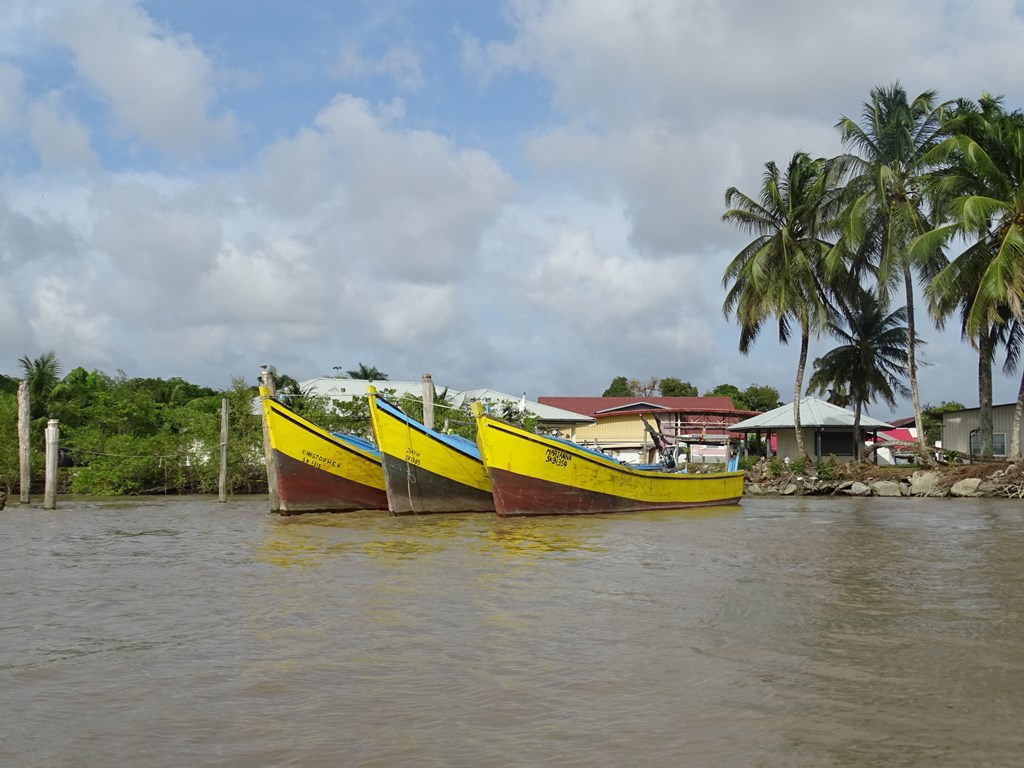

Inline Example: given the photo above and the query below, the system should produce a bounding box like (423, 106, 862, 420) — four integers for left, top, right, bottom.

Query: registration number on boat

(545, 447, 572, 467)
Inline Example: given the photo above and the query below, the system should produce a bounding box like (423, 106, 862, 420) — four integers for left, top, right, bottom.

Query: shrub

(737, 455, 758, 471)
(817, 455, 838, 481)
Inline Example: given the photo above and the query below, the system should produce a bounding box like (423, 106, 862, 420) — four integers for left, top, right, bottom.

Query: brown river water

(1, 495, 1022, 767)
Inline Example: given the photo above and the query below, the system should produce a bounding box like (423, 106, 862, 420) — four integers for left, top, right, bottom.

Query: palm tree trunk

(853, 401, 863, 461)
(904, 267, 929, 458)
(793, 329, 809, 459)
(1010, 366, 1024, 460)
(979, 325, 994, 459)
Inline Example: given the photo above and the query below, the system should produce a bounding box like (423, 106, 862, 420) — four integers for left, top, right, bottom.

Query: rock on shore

(742, 459, 1024, 499)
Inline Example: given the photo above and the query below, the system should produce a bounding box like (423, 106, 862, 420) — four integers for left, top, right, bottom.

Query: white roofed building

(731, 398, 894, 462)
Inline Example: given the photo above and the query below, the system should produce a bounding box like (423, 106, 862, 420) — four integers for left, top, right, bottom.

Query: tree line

(0, 356, 520, 497)
(601, 375, 783, 412)
(1, 353, 268, 497)
(721, 84, 1024, 460)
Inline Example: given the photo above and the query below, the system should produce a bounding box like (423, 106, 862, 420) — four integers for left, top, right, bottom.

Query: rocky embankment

(743, 459, 1024, 499)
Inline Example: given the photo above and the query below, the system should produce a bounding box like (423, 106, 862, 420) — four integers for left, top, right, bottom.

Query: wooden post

(259, 368, 280, 512)
(18, 381, 30, 504)
(422, 373, 434, 431)
(218, 396, 229, 502)
(44, 418, 59, 510)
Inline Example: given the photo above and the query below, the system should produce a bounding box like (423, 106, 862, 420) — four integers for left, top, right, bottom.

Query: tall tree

(723, 151, 842, 459)
(0, 374, 20, 395)
(658, 378, 698, 397)
(835, 83, 950, 458)
(704, 383, 742, 401)
(807, 288, 911, 459)
(343, 363, 389, 381)
(18, 351, 63, 420)
(740, 384, 783, 412)
(602, 376, 631, 397)
(627, 377, 658, 397)
(999, 318, 1024, 458)
(918, 95, 1024, 459)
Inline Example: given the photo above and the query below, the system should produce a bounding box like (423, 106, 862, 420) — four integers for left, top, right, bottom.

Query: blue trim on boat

(373, 395, 482, 460)
(328, 430, 381, 457)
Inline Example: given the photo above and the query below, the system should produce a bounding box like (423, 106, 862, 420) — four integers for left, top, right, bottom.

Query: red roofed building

(537, 396, 759, 464)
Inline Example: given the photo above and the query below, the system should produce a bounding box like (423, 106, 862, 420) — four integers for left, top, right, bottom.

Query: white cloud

(0, 0, 71, 57)
(0, 63, 26, 132)
(519, 222, 721, 363)
(0, 279, 27, 350)
(29, 272, 112, 362)
(47, 0, 237, 156)
(90, 181, 223, 289)
(253, 95, 515, 281)
(375, 283, 458, 342)
(0, 191, 79, 268)
(28, 91, 99, 169)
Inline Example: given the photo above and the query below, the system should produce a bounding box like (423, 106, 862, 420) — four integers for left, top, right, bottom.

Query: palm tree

(918, 95, 1024, 458)
(836, 83, 950, 458)
(1000, 317, 1024, 458)
(807, 288, 911, 459)
(18, 350, 63, 420)
(342, 363, 389, 381)
(722, 151, 842, 458)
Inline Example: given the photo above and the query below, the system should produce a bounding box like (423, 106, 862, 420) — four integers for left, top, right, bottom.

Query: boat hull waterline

(368, 387, 494, 514)
(472, 403, 744, 517)
(260, 387, 388, 514)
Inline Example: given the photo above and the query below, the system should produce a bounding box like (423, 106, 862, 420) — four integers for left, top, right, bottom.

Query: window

(818, 431, 854, 456)
(970, 432, 1006, 457)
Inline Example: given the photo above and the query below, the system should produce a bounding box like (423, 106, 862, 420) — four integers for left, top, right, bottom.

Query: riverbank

(743, 458, 1024, 499)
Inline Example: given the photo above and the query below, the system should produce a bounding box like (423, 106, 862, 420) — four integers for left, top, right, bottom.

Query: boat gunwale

(371, 393, 482, 461)
(267, 397, 382, 465)
(480, 416, 743, 482)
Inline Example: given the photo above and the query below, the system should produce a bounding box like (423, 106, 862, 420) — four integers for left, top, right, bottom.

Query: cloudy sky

(2, 0, 1023, 416)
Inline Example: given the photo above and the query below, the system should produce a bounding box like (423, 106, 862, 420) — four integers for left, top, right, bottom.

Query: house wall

(778, 430, 819, 460)
(771, 429, 857, 462)
(942, 404, 1020, 456)
(563, 414, 739, 447)
(558, 413, 740, 463)
(558, 414, 649, 449)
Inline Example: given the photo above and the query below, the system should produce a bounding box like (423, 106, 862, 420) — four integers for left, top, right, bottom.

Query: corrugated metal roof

(300, 377, 423, 400)
(452, 388, 594, 424)
(870, 427, 916, 443)
(296, 378, 594, 424)
(538, 396, 747, 419)
(731, 397, 894, 430)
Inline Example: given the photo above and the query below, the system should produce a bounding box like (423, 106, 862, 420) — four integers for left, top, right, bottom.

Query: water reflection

(257, 509, 621, 567)
(477, 516, 603, 560)
(623, 504, 745, 522)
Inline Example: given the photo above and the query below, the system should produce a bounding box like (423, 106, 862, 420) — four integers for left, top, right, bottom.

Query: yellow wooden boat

(367, 386, 494, 514)
(259, 386, 388, 514)
(472, 402, 744, 517)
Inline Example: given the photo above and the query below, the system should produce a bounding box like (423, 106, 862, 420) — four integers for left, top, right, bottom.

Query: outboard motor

(661, 448, 676, 470)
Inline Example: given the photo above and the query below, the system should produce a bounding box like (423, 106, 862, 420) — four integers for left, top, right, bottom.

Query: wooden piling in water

(18, 381, 30, 504)
(422, 373, 434, 431)
(219, 396, 229, 502)
(260, 368, 280, 511)
(44, 418, 59, 510)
